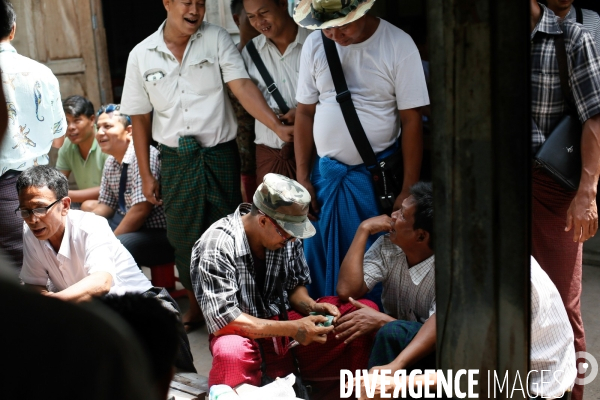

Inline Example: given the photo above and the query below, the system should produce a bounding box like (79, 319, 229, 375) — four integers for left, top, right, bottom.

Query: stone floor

(170, 253, 600, 398)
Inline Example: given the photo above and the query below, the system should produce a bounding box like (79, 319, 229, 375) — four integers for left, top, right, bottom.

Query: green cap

(253, 173, 316, 239)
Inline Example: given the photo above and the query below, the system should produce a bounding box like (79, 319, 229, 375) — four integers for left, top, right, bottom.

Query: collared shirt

(98, 142, 166, 229)
(529, 257, 576, 398)
(20, 210, 153, 295)
(120, 21, 249, 148)
(564, 6, 600, 54)
(241, 27, 310, 149)
(190, 203, 311, 335)
(530, 4, 600, 154)
(56, 138, 108, 189)
(0, 43, 66, 175)
(363, 235, 435, 323)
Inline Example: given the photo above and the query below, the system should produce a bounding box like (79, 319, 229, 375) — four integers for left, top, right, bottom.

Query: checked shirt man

(191, 173, 376, 397)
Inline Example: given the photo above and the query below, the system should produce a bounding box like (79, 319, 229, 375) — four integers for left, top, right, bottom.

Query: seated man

(336, 182, 436, 371)
(356, 257, 576, 400)
(191, 173, 377, 397)
(56, 95, 108, 205)
(17, 165, 195, 372)
(85, 104, 173, 267)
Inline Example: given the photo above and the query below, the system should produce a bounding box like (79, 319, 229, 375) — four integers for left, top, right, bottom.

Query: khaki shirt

(121, 21, 249, 148)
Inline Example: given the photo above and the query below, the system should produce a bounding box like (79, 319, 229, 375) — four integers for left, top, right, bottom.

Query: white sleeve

(295, 38, 320, 105)
(218, 28, 249, 83)
(394, 49, 430, 110)
(120, 50, 154, 116)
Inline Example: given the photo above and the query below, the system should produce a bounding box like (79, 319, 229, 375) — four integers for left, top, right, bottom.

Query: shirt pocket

(143, 68, 174, 112)
(187, 57, 222, 95)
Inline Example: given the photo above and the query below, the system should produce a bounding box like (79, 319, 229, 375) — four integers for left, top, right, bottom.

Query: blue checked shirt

(531, 4, 600, 154)
(191, 204, 311, 335)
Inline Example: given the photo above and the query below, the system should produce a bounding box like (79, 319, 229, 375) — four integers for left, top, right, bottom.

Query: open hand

(334, 297, 390, 344)
(294, 315, 334, 345)
(565, 192, 598, 242)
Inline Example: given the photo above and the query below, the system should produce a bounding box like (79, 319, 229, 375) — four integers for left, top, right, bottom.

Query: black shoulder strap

(245, 40, 290, 114)
(574, 5, 583, 24)
(320, 31, 379, 169)
(554, 33, 576, 112)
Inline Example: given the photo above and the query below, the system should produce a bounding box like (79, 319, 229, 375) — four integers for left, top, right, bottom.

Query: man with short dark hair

(0, 0, 66, 268)
(293, 0, 430, 299)
(336, 182, 436, 372)
(191, 173, 377, 396)
(17, 165, 195, 372)
(241, 0, 310, 183)
(57, 95, 108, 205)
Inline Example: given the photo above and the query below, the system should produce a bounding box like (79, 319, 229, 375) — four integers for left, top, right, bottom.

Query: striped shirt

(530, 256, 576, 398)
(191, 204, 311, 335)
(565, 6, 600, 54)
(98, 142, 166, 229)
(241, 27, 310, 149)
(363, 235, 436, 323)
(530, 4, 600, 154)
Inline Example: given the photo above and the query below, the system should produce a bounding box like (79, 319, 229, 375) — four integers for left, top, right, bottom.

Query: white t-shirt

(20, 210, 153, 295)
(296, 19, 429, 165)
(120, 21, 249, 148)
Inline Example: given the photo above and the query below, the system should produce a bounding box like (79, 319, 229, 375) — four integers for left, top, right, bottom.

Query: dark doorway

(101, 0, 167, 103)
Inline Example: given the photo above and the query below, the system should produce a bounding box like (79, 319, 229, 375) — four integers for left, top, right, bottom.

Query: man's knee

(209, 335, 261, 387)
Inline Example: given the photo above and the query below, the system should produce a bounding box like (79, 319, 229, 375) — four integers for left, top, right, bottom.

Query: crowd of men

(1, 0, 599, 398)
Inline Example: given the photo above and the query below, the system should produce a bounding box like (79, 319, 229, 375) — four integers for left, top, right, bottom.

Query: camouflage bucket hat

(253, 173, 316, 239)
(293, 0, 376, 30)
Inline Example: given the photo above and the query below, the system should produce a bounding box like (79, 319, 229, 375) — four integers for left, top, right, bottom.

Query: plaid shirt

(191, 204, 311, 335)
(98, 142, 166, 229)
(531, 4, 600, 154)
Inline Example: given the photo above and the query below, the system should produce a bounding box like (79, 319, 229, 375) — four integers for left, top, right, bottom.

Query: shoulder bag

(320, 32, 403, 215)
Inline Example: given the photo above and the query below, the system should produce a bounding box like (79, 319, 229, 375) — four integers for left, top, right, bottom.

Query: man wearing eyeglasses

(16, 165, 196, 372)
(84, 105, 173, 268)
(190, 173, 377, 396)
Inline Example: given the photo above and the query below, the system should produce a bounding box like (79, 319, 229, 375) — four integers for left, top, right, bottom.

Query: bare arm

(294, 102, 319, 218)
(337, 215, 392, 301)
(566, 114, 600, 242)
(288, 285, 340, 322)
(25, 284, 50, 295)
(131, 113, 161, 205)
(41, 271, 113, 303)
(227, 78, 294, 142)
(89, 203, 116, 219)
(393, 108, 423, 211)
(213, 312, 333, 345)
(52, 135, 65, 148)
(68, 187, 101, 203)
(113, 202, 153, 236)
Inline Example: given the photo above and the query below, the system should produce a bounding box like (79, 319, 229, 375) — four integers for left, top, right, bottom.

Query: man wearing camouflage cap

(191, 173, 377, 396)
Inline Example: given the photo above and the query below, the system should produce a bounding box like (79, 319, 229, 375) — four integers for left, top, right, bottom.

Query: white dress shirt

(0, 43, 66, 175)
(529, 256, 577, 398)
(241, 27, 310, 149)
(20, 210, 153, 295)
(120, 21, 249, 148)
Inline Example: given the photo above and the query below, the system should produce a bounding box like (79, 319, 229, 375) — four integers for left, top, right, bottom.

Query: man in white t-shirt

(17, 165, 196, 372)
(292, 0, 430, 299)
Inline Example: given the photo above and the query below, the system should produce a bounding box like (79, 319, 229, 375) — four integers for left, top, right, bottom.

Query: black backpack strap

(245, 40, 290, 114)
(554, 33, 576, 112)
(320, 31, 379, 169)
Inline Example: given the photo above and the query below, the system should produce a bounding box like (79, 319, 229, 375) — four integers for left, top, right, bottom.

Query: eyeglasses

(258, 210, 296, 244)
(15, 198, 62, 219)
(95, 104, 132, 126)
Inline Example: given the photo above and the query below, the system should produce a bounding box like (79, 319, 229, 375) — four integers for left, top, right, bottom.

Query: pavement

(170, 241, 600, 398)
